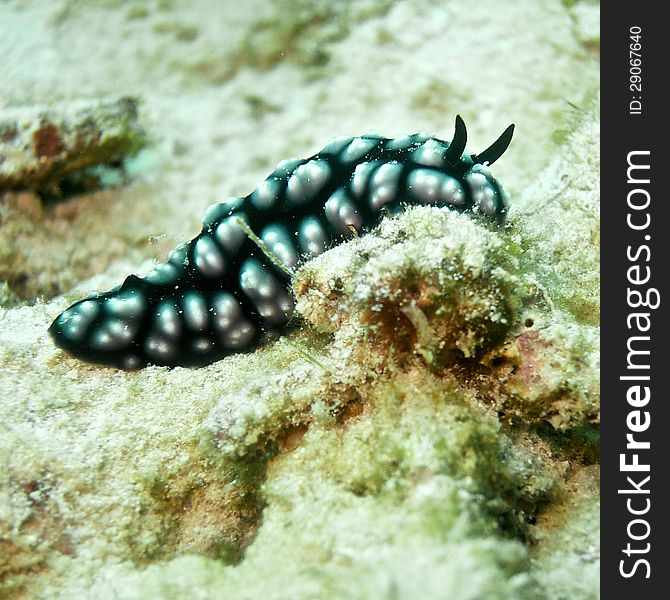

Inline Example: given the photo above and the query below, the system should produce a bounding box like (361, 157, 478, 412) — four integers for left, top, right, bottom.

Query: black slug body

(49, 116, 514, 370)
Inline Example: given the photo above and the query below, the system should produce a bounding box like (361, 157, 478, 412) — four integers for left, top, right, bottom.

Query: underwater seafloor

(0, 0, 600, 598)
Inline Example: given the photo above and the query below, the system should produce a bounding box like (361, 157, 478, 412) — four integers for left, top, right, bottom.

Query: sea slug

(49, 116, 514, 369)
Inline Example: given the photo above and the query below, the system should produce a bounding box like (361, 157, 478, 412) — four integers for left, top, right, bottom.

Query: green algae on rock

(514, 102, 600, 326)
(203, 206, 543, 466)
(294, 207, 537, 368)
(51, 372, 551, 600)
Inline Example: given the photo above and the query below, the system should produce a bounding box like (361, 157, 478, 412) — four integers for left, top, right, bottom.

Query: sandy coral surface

(1, 0, 599, 598)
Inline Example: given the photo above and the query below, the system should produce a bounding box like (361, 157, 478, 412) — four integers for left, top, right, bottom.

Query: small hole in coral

(524, 318, 534, 328)
(491, 356, 507, 368)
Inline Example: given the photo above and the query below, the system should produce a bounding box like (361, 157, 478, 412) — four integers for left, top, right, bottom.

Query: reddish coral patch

(33, 123, 65, 158)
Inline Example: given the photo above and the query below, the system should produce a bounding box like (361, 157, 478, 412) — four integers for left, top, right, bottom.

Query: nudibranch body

(49, 116, 514, 370)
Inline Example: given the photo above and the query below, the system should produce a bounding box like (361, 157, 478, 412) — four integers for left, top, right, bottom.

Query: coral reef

(0, 0, 599, 598)
(0, 121, 599, 594)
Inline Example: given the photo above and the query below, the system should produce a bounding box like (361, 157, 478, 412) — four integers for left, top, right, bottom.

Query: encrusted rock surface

(0, 97, 146, 195)
(0, 0, 599, 598)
